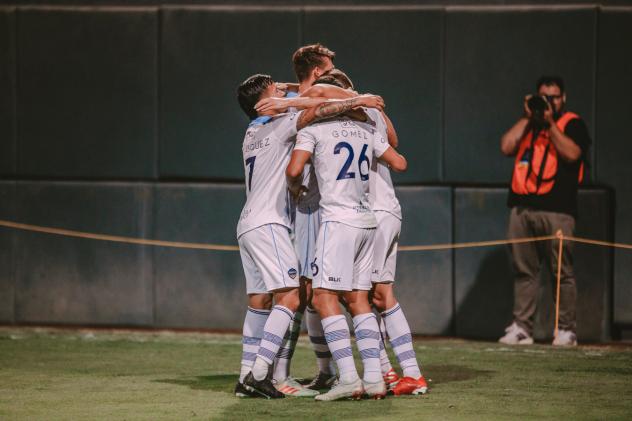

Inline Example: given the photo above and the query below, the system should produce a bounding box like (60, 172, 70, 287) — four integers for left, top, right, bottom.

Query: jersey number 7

(245, 156, 256, 191)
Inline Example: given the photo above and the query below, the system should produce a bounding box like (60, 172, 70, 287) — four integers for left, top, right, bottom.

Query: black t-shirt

(507, 112, 591, 217)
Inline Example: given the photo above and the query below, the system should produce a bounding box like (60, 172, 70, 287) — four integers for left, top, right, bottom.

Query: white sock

(377, 315, 393, 375)
(306, 306, 334, 374)
(322, 314, 359, 384)
(352, 313, 382, 383)
(252, 305, 294, 381)
(240, 307, 270, 383)
(273, 311, 302, 382)
(382, 303, 422, 378)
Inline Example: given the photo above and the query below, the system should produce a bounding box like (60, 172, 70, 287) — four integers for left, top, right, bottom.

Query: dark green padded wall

(152, 184, 245, 328)
(597, 9, 632, 325)
(445, 8, 596, 183)
(160, 9, 300, 179)
(17, 9, 158, 178)
(0, 181, 16, 322)
(14, 182, 154, 325)
(455, 188, 612, 342)
(0, 8, 15, 175)
(454, 188, 513, 339)
(395, 186, 452, 334)
(303, 9, 443, 183)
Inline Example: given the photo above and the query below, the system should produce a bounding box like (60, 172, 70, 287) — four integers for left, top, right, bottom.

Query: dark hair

(292, 43, 336, 82)
(314, 68, 354, 90)
(536, 75, 565, 94)
(237, 74, 273, 119)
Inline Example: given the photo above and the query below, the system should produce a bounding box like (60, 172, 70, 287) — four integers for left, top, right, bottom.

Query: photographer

(499, 76, 591, 346)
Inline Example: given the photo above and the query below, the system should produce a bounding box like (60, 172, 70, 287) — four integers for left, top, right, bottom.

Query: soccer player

(366, 102, 429, 396)
(286, 98, 407, 401)
(312, 71, 428, 395)
(235, 73, 384, 399)
(263, 44, 338, 393)
(258, 70, 416, 393)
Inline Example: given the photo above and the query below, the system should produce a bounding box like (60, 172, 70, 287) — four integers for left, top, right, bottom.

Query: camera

(527, 95, 553, 129)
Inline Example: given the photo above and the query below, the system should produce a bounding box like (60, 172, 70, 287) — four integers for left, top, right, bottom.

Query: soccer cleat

(243, 372, 285, 399)
(498, 322, 534, 345)
(363, 379, 387, 400)
(274, 377, 320, 397)
(234, 381, 258, 398)
(392, 375, 428, 396)
(305, 371, 338, 391)
(314, 378, 364, 401)
(552, 329, 578, 346)
(383, 368, 400, 391)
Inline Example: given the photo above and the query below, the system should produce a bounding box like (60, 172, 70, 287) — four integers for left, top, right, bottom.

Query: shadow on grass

(155, 374, 238, 393)
(424, 364, 493, 385)
(156, 363, 491, 396)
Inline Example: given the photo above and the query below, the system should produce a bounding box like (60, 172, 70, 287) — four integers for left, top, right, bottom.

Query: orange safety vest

(511, 112, 584, 196)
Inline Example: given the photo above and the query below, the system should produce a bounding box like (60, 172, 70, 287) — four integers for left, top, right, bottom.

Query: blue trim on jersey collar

(285, 91, 299, 98)
(249, 116, 272, 127)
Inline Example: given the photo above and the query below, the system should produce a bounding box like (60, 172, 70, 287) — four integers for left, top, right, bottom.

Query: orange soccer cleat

(392, 375, 428, 396)
(383, 368, 400, 391)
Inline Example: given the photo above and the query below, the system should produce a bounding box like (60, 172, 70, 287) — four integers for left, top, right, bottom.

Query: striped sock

(306, 306, 335, 374)
(352, 313, 382, 383)
(322, 314, 359, 384)
(240, 307, 270, 383)
(377, 315, 393, 375)
(273, 311, 303, 382)
(252, 305, 294, 381)
(382, 303, 422, 378)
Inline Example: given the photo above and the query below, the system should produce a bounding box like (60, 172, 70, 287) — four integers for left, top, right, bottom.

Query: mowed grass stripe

(1, 329, 631, 420)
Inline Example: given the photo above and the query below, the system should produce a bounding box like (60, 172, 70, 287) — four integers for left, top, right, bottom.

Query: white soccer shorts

(371, 211, 401, 283)
(293, 205, 321, 279)
(238, 223, 300, 294)
(311, 221, 375, 291)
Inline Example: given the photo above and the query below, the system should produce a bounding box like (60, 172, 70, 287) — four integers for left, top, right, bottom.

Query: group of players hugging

(234, 44, 428, 401)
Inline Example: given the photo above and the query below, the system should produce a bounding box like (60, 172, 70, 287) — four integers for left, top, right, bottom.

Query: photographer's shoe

(552, 329, 577, 346)
(499, 322, 534, 345)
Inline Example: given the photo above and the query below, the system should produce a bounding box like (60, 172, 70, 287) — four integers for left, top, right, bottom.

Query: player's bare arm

(378, 147, 407, 172)
(296, 94, 384, 131)
(255, 96, 329, 115)
(286, 150, 313, 198)
(381, 111, 399, 148)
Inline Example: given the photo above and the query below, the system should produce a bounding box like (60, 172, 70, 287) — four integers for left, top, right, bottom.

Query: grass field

(1, 327, 631, 420)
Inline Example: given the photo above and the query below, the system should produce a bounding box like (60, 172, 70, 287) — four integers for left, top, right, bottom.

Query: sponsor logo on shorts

(288, 268, 297, 279)
(328, 276, 341, 283)
(372, 269, 380, 275)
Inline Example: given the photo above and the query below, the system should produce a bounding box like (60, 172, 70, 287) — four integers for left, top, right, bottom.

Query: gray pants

(508, 206, 577, 334)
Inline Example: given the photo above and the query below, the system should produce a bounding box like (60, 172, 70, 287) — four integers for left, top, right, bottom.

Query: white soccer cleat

(498, 322, 534, 345)
(552, 329, 578, 346)
(363, 379, 387, 400)
(314, 378, 364, 401)
(273, 377, 320, 397)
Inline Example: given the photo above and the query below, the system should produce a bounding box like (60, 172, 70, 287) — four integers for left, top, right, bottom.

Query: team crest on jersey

(288, 268, 297, 279)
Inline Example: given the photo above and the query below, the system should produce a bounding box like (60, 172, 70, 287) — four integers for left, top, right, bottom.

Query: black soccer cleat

(305, 371, 337, 391)
(243, 372, 285, 399)
(234, 381, 258, 398)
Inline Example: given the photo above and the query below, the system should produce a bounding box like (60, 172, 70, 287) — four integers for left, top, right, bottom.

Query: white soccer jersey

(366, 109, 402, 220)
(295, 113, 390, 228)
(236, 112, 301, 238)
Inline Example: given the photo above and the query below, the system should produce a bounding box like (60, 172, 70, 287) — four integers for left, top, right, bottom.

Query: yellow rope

(0, 220, 240, 251)
(0, 219, 630, 252)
